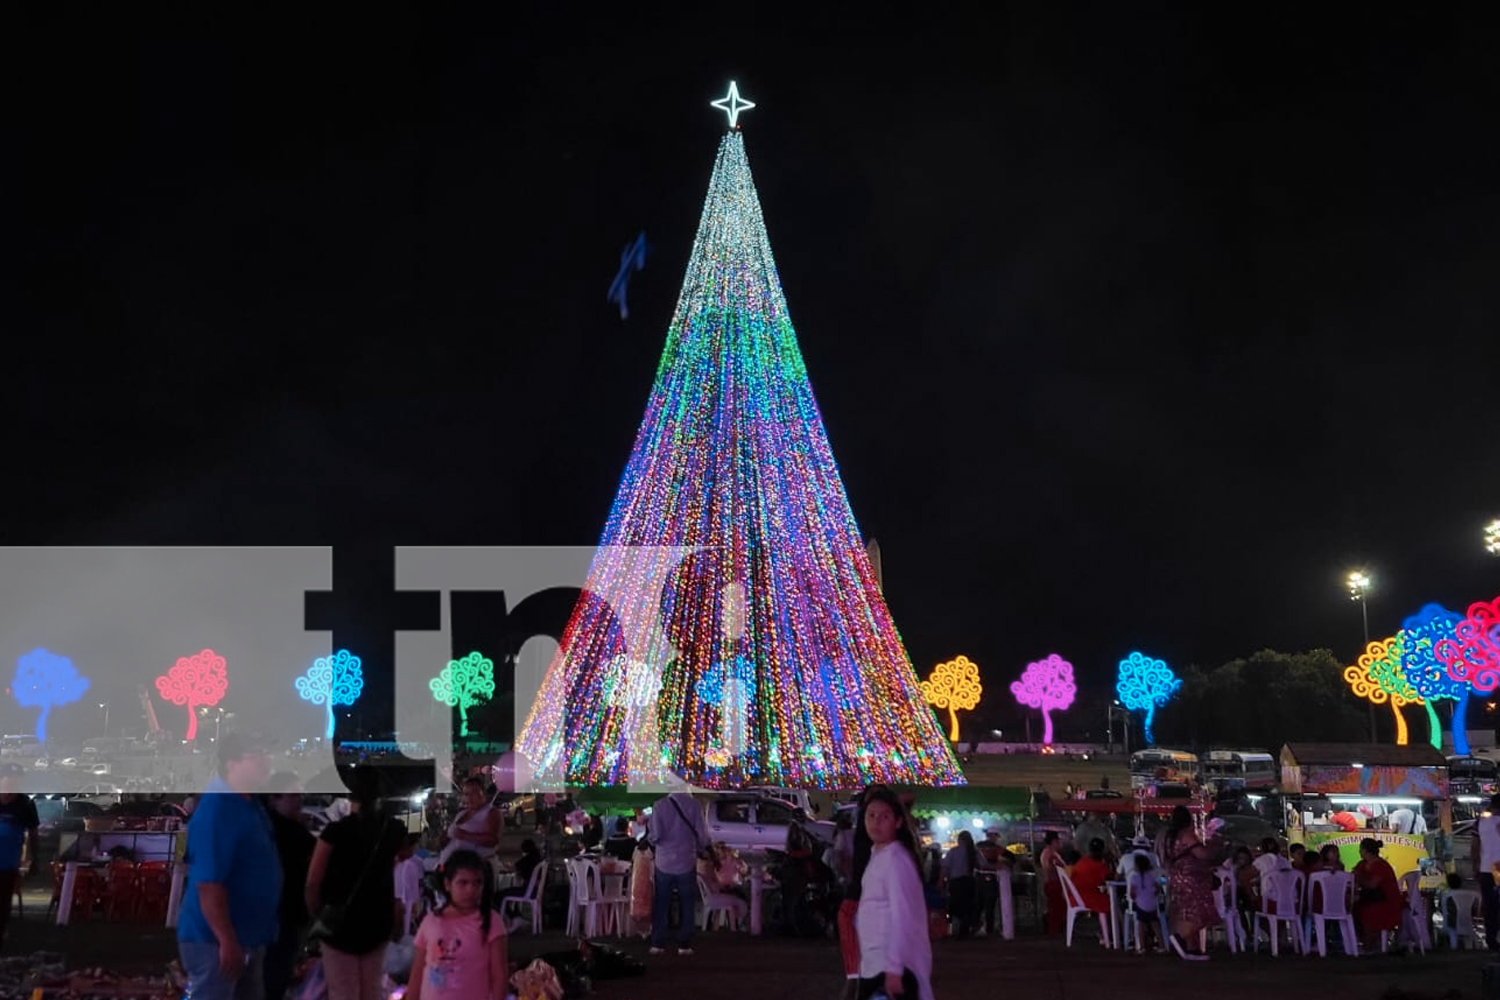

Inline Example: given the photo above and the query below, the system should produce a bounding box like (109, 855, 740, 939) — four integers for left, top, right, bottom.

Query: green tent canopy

(894, 786, 1033, 819)
(570, 787, 663, 817)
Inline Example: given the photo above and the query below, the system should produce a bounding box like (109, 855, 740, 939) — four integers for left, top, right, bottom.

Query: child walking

(1127, 852, 1161, 953)
(407, 850, 510, 1000)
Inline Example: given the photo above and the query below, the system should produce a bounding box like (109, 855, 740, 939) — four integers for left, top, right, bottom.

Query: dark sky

(12, 6, 1500, 740)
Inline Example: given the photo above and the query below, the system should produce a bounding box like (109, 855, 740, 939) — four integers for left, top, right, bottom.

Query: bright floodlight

(1348, 571, 1372, 601)
(1485, 519, 1500, 556)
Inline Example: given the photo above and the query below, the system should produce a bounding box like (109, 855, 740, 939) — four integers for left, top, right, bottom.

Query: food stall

(1279, 742, 1450, 881)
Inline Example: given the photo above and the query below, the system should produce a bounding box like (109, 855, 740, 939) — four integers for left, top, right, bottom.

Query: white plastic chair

(696, 874, 746, 931)
(1438, 888, 1481, 949)
(1307, 871, 1358, 958)
(1209, 867, 1244, 953)
(568, 858, 624, 936)
(1254, 869, 1306, 957)
(500, 861, 545, 935)
(1398, 871, 1431, 954)
(1058, 871, 1112, 948)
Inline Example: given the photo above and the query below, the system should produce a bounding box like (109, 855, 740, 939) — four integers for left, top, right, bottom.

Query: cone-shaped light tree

(514, 85, 965, 789)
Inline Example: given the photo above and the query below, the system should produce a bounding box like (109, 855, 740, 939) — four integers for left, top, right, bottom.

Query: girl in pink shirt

(408, 851, 508, 1000)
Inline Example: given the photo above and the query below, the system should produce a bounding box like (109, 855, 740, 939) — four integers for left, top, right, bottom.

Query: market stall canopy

(1279, 743, 1449, 798)
(894, 785, 1033, 819)
(571, 787, 669, 817)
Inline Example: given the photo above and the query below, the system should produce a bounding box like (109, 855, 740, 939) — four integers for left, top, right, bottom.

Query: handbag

(659, 795, 713, 861)
(308, 819, 395, 943)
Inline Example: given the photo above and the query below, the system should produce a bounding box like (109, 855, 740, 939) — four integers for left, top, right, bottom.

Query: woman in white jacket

(855, 787, 934, 1000)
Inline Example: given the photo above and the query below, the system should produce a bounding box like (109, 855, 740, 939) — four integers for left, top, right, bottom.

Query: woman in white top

(440, 777, 501, 863)
(855, 787, 934, 1000)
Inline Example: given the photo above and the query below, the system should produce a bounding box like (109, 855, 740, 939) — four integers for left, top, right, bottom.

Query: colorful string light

(1399, 604, 1468, 753)
(1010, 654, 1075, 746)
(514, 128, 964, 789)
(1115, 652, 1179, 746)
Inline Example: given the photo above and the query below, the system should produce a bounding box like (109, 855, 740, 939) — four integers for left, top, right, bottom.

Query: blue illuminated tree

(295, 649, 365, 739)
(1115, 651, 1180, 746)
(1400, 603, 1470, 754)
(12, 648, 90, 743)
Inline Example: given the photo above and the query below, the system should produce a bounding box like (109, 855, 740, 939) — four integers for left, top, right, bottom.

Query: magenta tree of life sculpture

(1009, 654, 1076, 747)
(1437, 595, 1500, 695)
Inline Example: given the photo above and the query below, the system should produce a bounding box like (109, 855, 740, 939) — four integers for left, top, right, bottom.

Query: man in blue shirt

(177, 732, 281, 1000)
(0, 764, 39, 953)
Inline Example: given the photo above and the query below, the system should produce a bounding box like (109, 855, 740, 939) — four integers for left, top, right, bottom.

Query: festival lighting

(1114, 652, 1180, 746)
(1009, 654, 1076, 746)
(155, 649, 228, 742)
(1344, 636, 1423, 746)
(1400, 604, 1469, 753)
(431, 651, 497, 738)
(512, 106, 964, 789)
(922, 656, 984, 743)
(295, 649, 365, 740)
(1437, 595, 1500, 693)
(12, 648, 89, 743)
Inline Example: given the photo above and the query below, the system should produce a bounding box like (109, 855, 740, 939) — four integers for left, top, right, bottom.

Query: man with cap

(176, 732, 281, 1000)
(0, 763, 39, 952)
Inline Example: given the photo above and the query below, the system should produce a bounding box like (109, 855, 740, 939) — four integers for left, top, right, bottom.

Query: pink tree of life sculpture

(1436, 595, 1500, 693)
(155, 649, 228, 742)
(1010, 654, 1076, 746)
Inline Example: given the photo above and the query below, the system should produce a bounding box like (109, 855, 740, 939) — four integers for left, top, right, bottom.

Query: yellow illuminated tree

(922, 655, 983, 742)
(1343, 636, 1423, 745)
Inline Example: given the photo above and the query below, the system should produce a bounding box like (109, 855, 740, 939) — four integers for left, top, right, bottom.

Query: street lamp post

(1349, 570, 1374, 741)
(98, 702, 109, 735)
(1485, 518, 1500, 556)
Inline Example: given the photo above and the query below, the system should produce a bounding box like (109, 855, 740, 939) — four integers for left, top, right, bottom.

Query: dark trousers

(0, 869, 14, 950)
(947, 875, 978, 937)
(262, 923, 303, 1000)
(650, 869, 698, 948)
(977, 873, 999, 933)
(857, 968, 920, 999)
(1481, 873, 1500, 950)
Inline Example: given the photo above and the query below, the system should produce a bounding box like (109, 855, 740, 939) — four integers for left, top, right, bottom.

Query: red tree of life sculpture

(155, 648, 229, 741)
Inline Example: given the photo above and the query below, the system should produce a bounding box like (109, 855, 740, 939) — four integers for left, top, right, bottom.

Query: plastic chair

(499, 861, 545, 935)
(1058, 871, 1111, 948)
(696, 874, 746, 931)
(1398, 871, 1430, 954)
(1209, 867, 1244, 953)
(1437, 888, 1481, 949)
(1254, 869, 1306, 956)
(1307, 872, 1358, 958)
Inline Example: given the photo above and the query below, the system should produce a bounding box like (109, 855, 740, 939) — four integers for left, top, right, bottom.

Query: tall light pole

(1485, 518, 1500, 556)
(98, 702, 109, 735)
(1349, 570, 1374, 741)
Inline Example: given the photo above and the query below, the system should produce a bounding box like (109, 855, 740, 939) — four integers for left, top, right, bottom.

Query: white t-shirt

(1252, 853, 1289, 880)
(1476, 815, 1500, 873)
(1127, 868, 1160, 912)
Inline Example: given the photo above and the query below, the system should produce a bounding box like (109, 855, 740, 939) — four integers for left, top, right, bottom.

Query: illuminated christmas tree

(514, 84, 964, 789)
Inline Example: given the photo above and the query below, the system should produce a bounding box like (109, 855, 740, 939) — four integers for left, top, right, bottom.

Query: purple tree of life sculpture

(1010, 654, 1076, 746)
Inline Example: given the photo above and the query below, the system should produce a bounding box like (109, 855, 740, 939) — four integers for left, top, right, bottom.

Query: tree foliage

(1152, 649, 1369, 749)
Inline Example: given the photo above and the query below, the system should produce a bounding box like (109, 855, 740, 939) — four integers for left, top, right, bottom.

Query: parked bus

(1447, 755, 1498, 797)
(1129, 748, 1199, 788)
(1202, 750, 1277, 790)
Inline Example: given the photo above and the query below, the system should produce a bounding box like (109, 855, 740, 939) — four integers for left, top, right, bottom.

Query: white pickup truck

(700, 793, 837, 853)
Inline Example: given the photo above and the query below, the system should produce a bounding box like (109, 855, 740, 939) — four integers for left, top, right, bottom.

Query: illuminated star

(710, 81, 756, 129)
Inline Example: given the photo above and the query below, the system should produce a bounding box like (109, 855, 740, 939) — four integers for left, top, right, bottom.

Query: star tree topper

(711, 81, 756, 129)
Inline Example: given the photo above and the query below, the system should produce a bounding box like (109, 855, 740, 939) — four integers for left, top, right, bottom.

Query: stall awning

(893, 786, 1033, 819)
(570, 787, 663, 816)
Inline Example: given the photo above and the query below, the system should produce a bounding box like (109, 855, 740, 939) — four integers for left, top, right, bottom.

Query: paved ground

(5, 900, 1491, 1000)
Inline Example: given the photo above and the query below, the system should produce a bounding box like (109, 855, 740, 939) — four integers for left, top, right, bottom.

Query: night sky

(13, 6, 1500, 741)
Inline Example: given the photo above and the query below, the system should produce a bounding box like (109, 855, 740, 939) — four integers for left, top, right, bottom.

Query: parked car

(701, 794, 836, 853)
(73, 784, 124, 808)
